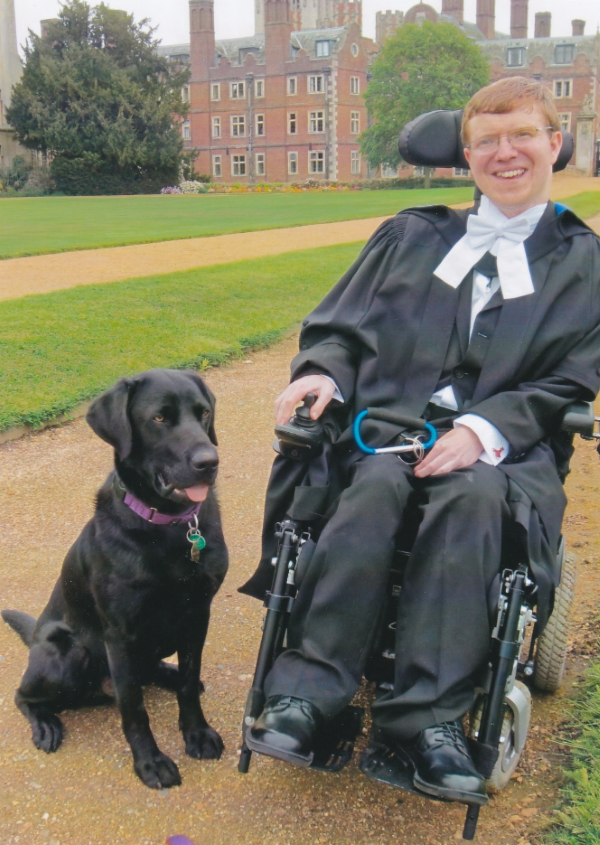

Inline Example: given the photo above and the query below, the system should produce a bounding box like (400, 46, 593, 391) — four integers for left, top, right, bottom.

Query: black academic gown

(242, 202, 600, 629)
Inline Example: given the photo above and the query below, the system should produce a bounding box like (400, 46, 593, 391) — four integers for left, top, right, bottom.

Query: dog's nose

(190, 450, 219, 473)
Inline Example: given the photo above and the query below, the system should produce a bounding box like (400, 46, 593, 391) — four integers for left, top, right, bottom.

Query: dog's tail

(1, 609, 37, 647)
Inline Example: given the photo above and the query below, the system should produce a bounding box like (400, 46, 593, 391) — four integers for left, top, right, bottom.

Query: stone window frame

(558, 112, 571, 133)
(256, 113, 265, 136)
(182, 120, 191, 141)
(212, 155, 222, 178)
(554, 79, 573, 98)
(350, 111, 360, 134)
(230, 80, 246, 100)
(210, 83, 220, 101)
(288, 151, 299, 175)
(255, 79, 265, 98)
(287, 76, 298, 96)
(554, 44, 575, 65)
(315, 40, 331, 58)
(309, 150, 325, 173)
(231, 154, 247, 176)
(351, 150, 360, 174)
(230, 114, 246, 137)
(308, 75, 325, 94)
(256, 152, 266, 176)
(212, 116, 221, 139)
(288, 112, 297, 134)
(350, 76, 360, 95)
(506, 47, 525, 68)
(309, 110, 325, 133)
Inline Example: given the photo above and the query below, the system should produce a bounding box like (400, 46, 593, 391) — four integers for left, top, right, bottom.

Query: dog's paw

(31, 712, 63, 753)
(134, 751, 182, 789)
(183, 726, 224, 760)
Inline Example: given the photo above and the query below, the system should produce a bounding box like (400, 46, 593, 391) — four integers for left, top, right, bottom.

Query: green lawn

(0, 188, 473, 259)
(0, 241, 362, 431)
(562, 191, 600, 221)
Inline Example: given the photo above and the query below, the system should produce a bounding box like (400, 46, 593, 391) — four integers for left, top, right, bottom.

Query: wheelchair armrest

(560, 400, 597, 439)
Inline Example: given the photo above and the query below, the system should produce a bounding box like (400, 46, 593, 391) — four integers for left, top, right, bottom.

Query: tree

(361, 21, 490, 178)
(7, 1, 189, 195)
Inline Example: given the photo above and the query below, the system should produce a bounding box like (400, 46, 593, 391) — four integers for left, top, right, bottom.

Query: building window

(351, 42, 359, 57)
(212, 116, 221, 139)
(315, 40, 331, 57)
(453, 167, 470, 177)
(211, 83, 220, 101)
(182, 120, 191, 140)
(309, 151, 325, 173)
(255, 78, 265, 98)
(381, 164, 398, 178)
(287, 76, 297, 95)
(554, 44, 575, 64)
(506, 47, 525, 67)
(212, 155, 222, 177)
(231, 115, 246, 137)
(351, 150, 360, 175)
(230, 81, 246, 99)
(256, 153, 265, 176)
(182, 85, 190, 103)
(256, 114, 265, 136)
(288, 112, 297, 134)
(309, 111, 325, 133)
(350, 111, 360, 134)
(554, 79, 572, 98)
(288, 151, 298, 175)
(308, 75, 324, 94)
(232, 154, 246, 176)
(559, 112, 571, 133)
(350, 76, 360, 95)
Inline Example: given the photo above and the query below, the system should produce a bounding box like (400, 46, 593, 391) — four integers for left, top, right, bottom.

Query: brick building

(160, 0, 373, 183)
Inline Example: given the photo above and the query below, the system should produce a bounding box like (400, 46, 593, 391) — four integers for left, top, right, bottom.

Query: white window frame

(182, 85, 190, 103)
(350, 76, 360, 95)
(288, 112, 297, 134)
(554, 79, 572, 98)
(182, 120, 191, 140)
(212, 155, 222, 177)
(230, 115, 246, 137)
(210, 83, 220, 101)
(255, 78, 265, 98)
(350, 111, 360, 135)
(309, 111, 325, 133)
(231, 154, 246, 176)
(287, 76, 297, 95)
(506, 47, 524, 67)
(315, 40, 331, 57)
(453, 167, 470, 177)
(255, 153, 265, 176)
(309, 150, 325, 174)
(212, 116, 221, 139)
(255, 113, 265, 136)
(308, 75, 324, 94)
(381, 164, 398, 178)
(351, 150, 360, 175)
(230, 81, 246, 99)
(288, 151, 298, 175)
(559, 112, 571, 133)
(554, 44, 575, 65)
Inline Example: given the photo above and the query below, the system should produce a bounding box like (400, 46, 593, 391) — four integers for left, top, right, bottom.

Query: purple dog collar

(122, 491, 203, 525)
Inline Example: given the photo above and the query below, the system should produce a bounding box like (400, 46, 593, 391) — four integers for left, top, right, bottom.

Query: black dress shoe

(397, 719, 487, 804)
(246, 695, 323, 767)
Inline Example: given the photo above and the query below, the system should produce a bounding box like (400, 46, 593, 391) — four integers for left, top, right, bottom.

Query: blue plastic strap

(353, 412, 438, 454)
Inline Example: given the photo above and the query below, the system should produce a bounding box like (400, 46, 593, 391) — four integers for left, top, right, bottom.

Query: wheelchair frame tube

(238, 519, 300, 774)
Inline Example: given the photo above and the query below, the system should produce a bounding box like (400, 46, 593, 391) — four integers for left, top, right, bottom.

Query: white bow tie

(434, 199, 544, 299)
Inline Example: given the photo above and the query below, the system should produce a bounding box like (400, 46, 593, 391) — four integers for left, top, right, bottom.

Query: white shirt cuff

(320, 374, 344, 403)
(454, 414, 510, 466)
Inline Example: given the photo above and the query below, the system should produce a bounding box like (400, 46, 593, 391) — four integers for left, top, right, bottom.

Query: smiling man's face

(463, 102, 562, 218)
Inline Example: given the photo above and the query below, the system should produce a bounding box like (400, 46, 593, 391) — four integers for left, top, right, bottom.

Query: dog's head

(19, 622, 94, 704)
(86, 369, 218, 508)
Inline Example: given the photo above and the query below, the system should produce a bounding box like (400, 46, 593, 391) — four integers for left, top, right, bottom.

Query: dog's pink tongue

(185, 484, 209, 503)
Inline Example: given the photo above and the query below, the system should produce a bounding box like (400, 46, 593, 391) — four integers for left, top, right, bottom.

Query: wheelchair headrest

(398, 109, 574, 173)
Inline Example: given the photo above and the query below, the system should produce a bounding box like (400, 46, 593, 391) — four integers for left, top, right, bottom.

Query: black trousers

(263, 454, 511, 741)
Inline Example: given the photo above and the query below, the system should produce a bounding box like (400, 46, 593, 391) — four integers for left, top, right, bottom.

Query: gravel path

(1, 335, 600, 845)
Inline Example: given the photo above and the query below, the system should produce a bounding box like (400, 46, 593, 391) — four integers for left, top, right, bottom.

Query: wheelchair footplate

(310, 705, 364, 772)
(359, 738, 447, 800)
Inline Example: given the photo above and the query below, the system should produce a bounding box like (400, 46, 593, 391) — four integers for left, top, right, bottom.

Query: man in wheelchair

(240, 78, 600, 810)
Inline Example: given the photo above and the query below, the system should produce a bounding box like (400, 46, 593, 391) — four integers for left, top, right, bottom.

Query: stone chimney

(510, 0, 528, 39)
(441, 0, 463, 24)
(189, 0, 215, 81)
(476, 0, 495, 40)
(264, 0, 292, 69)
(534, 12, 551, 38)
(572, 19, 585, 36)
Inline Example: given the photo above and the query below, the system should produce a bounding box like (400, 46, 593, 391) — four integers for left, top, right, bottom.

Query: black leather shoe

(246, 695, 323, 767)
(397, 720, 488, 805)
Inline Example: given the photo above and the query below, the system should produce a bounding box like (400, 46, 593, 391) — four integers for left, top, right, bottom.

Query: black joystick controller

(274, 393, 325, 460)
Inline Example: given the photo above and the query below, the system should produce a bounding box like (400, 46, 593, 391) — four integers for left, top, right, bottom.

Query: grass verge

(0, 241, 362, 431)
(563, 192, 600, 221)
(0, 188, 473, 259)
(543, 661, 600, 844)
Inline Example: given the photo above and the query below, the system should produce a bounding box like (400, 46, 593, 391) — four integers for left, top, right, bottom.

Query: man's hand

(414, 426, 483, 478)
(274, 375, 336, 425)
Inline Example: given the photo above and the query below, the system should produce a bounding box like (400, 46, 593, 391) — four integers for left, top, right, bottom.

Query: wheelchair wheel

(533, 552, 576, 693)
(469, 681, 532, 793)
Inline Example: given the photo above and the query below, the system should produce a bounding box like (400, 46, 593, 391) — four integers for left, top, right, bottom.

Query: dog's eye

(154, 415, 165, 423)
(202, 410, 210, 420)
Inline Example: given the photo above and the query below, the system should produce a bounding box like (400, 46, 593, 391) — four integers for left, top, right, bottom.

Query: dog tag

(188, 531, 206, 562)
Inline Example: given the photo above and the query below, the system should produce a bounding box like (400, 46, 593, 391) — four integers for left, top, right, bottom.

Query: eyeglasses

(465, 125, 555, 155)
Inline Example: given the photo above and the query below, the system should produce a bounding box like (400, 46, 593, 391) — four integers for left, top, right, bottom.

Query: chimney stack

(510, 0, 528, 39)
(534, 11, 551, 38)
(189, 0, 215, 80)
(476, 0, 495, 40)
(572, 19, 585, 36)
(441, 0, 463, 24)
(264, 0, 292, 68)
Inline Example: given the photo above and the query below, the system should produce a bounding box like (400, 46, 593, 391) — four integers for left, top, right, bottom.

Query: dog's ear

(2, 609, 37, 647)
(185, 372, 218, 446)
(43, 622, 74, 656)
(86, 378, 136, 459)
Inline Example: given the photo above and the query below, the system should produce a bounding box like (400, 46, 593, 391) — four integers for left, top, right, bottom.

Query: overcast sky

(14, 0, 600, 52)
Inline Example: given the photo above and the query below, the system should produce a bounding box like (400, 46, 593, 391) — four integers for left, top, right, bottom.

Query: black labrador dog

(2, 369, 229, 789)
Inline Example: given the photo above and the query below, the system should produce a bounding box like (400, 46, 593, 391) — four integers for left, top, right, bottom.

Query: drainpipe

(247, 72, 254, 183)
(323, 66, 331, 181)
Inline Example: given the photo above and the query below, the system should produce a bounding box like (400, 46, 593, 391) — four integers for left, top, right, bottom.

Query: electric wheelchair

(237, 111, 594, 840)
